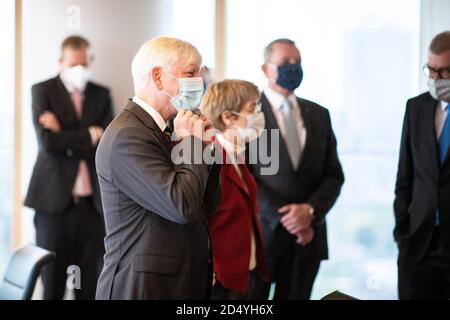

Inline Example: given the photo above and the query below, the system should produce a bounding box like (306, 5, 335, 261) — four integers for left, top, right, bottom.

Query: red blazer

(208, 156, 268, 293)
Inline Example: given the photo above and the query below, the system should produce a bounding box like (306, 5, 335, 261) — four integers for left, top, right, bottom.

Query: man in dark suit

(248, 39, 344, 300)
(25, 36, 114, 299)
(95, 37, 221, 300)
(395, 31, 450, 300)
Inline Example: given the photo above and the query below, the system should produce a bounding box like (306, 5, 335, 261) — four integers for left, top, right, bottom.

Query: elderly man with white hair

(95, 37, 221, 300)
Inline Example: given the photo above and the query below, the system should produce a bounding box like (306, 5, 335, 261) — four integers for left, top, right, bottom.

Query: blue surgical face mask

(270, 63, 303, 92)
(164, 74, 205, 110)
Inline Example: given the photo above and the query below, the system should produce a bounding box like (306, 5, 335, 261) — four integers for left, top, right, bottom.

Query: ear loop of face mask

(162, 72, 180, 99)
(222, 112, 248, 143)
(230, 110, 264, 132)
(231, 104, 262, 124)
(231, 111, 251, 128)
(229, 111, 266, 144)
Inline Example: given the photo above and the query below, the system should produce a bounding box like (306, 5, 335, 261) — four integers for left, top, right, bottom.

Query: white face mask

(232, 111, 266, 142)
(164, 74, 204, 111)
(61, 65, 91, 91)
(428, 78, 450, 102)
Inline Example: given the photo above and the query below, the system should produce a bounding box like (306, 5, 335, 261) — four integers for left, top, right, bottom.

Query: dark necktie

(163, 126, 180, 149)
(163, 126, 173, 142)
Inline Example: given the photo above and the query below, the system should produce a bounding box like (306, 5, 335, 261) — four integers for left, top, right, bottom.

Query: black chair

(321, 290, 359, 300)
(0, 244, 55, 300)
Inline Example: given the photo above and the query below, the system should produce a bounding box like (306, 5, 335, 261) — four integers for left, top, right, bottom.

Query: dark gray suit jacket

(248, 93, 344, 261)
(95, 100, 221, 300)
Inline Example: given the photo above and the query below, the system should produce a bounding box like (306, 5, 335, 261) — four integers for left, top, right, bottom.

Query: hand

(197, 112, 215, 144)
(197, 112, 214, 131)
(278, 203, 314, 235)
(174, 110, 207, 142)
(39, 111, 61, 133)
(295, 227, 314, 246)
(89, 126, 104, 145)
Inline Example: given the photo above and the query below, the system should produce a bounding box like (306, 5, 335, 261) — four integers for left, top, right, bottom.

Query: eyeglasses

(423, 64, 450, 79)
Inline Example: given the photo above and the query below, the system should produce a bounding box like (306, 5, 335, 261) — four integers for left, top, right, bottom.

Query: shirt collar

(263, 87, 297, 110)
(442, 100, 449, 112)
(132, 96, 167, 131)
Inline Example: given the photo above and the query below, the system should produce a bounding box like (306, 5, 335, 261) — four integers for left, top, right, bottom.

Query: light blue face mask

(164, 74, 205, 110)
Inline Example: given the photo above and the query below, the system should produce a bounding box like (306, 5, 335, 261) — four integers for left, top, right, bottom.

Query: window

(0, 0, 16, 278)
(226, 0, 421, 299)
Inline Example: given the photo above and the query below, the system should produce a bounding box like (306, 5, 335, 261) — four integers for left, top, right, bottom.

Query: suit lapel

(421, 95, 440, 169)
(81, 82, 95, 126)
(296, 98, 311, 173)
(124, 100, 172, 152)
(219, 147, 250, 198)
(240, 164, 257, 201)
(224, 164, 251, 199)
(55, 76, 78, 124)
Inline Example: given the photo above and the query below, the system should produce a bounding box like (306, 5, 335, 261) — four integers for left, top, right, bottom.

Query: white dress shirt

(132, 96, 167, 132)
(263, 87, 307, 153)
(435, 101, 450, 141)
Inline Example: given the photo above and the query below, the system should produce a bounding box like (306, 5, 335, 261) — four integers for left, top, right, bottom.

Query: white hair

(131, 36, 202, 92)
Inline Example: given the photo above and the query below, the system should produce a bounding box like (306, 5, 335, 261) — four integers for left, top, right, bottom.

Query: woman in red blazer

(201, 80, 268, 299)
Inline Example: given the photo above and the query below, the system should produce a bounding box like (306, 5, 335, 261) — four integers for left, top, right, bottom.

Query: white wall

(21, 0, 174, 244)
(22, 0, 173, 112)
(420, 0, 450, 89)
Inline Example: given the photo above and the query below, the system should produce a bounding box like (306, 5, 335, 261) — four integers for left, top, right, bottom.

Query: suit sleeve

(110, 127, 211, 224)
(31, 84, 94, 154)
(393, 102, 413, 241)
(307, 111, 345, 225)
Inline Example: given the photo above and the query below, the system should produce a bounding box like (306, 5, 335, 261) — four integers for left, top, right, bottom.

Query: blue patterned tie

(439, 103, 450, 165)
(436, 103, 450, 225)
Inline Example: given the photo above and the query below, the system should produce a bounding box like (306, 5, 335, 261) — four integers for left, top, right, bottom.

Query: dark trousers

(34, 197, 105, 300)
(398, 226, 450, 300)
(212, 270, 266, 300)
(255, 241, 321, 300)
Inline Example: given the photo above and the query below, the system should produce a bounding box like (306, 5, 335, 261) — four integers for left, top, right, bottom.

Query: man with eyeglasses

(248, 39, 344, 300)
(395, 31, 450, 300)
